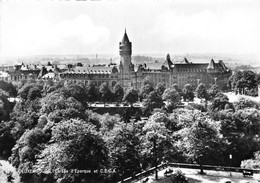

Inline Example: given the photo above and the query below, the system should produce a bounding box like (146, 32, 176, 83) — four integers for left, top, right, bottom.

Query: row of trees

(229, 70, 260, 96)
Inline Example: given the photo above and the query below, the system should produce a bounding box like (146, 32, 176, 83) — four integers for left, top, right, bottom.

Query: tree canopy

(123, 89, 138, 105)
(143, 91, 164, 116)
(182, 84, 194, 101)
(162, 88, 181, 111)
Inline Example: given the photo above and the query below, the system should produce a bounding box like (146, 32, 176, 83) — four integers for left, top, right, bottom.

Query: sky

(0, 0, 260, 58)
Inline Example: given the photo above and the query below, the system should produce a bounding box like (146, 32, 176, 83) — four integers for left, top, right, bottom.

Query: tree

(162, 88, 181, 111)
(241, 151, 260, 169)
(172, 84, 183, 96)
(177, 111, 225, 174)
(182, 84, 194, 101)
(209, 92, 233, 112)
(234, 97, 259, 111)
(61, 82, 89, 107)
(217, 108, 260, 166)
(0, 160, 20, 183)
(113, 84, 124, 103)
(195, 83, 209, 101)
(143, 91, 164, 116)
(0, 121, 16, 159)
(87, 82, 99, 102)
(229, 70, 257, 95)
(142, 113, 172, 179)
(155, 83, 165, 96)
(0, 80, 17, 97)
(18, 83, 43, 101)
(0, 90, 14, 122)
(44, 80, 64, 94)
(27, 87, 42, 101)
(34, 119, 109, 183)
(99, 82, 112, 104)
(107, 122, 143, 181)
(170, 170, 188, 183)
(40, 93, 86, 123)
(208, 84, 220, 100)
(140, 77, 154, 101)
(123, 89, 138, 106)
(9, 128, 49, 181)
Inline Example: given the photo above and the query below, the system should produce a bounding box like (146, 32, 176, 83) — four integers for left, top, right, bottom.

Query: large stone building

(59, 30, 232, 91)
(3, 30, 232, 91)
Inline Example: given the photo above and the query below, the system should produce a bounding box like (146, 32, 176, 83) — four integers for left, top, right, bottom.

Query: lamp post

(229, 154, 232, 177)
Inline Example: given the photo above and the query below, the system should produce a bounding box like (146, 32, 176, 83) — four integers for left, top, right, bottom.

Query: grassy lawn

(135, 168, 260, 183)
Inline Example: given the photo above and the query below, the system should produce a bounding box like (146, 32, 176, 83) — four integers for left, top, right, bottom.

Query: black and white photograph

(0, 0, 260, 183)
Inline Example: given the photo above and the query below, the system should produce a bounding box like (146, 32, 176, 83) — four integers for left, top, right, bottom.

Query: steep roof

(207, 59, 215, 69)
(172, 63, 208, 70)
(207, 59, 230, 72)
(145, 62, 164, 70)
(121, 29, 130, 44)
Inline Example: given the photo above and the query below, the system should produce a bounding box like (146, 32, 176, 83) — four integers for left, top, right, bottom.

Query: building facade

(56, 30, 232, 91)
(3, 30, 232, 91)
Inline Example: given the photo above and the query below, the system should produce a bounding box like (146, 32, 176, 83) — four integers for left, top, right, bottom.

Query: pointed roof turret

(207, 59, 215, 70)
(165, 53, 173, 69)
(184, 57, 190, 64)
(121, 29, 130, 44)
(218, 60, 228, 70)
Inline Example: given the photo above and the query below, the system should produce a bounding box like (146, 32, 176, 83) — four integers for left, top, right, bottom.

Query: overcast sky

(1, 0, 260, 58)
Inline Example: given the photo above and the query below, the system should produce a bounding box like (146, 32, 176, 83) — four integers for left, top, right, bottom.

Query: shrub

(170, 169, 188, 183)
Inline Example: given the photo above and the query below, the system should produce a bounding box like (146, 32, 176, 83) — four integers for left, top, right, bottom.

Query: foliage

(143, 91, 164, 116)
(208, 84, 220, 100)
(185, 103, 207, 112)
(234, 97, 259, 110)
(9, 128, 49, 182)
(107, 122, 143, 180)
(143, 113, 174, 163)
(3, 79, 260, 182)
(0, 80, 17, 97)
(44, 80, 64, 94)
(99, 113, 121, 134)
(195, 83, 209, 100)
(140, 77, 154, 101)
(87, 82, 100, 102)
(34, 119, 108, 183)
(40, 93, 85, 122)
(27, 87, 42, 101)
(0, 121, 16, 159)
(182, 84, 194, 101)
(173, 84, 183, 96)
(0, 160, 20, 183)
(99, 82, 112, 104)
(213, 108, 260, 166)
(162, 88, 181, 111)
(18, 83, 43, 101)
(155, 83, 166, 96)
(170, 169, 188, 183)
(241, 151, 260, 169)
(0, 90, 15, 122)
(113, 83, 124, 102)
(176, 111, 225, 172)
(209, 92, 233, 112)
(61, 82, 89, 107)
(229, 70, 258, 96)
(123, 89, 138, 105)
